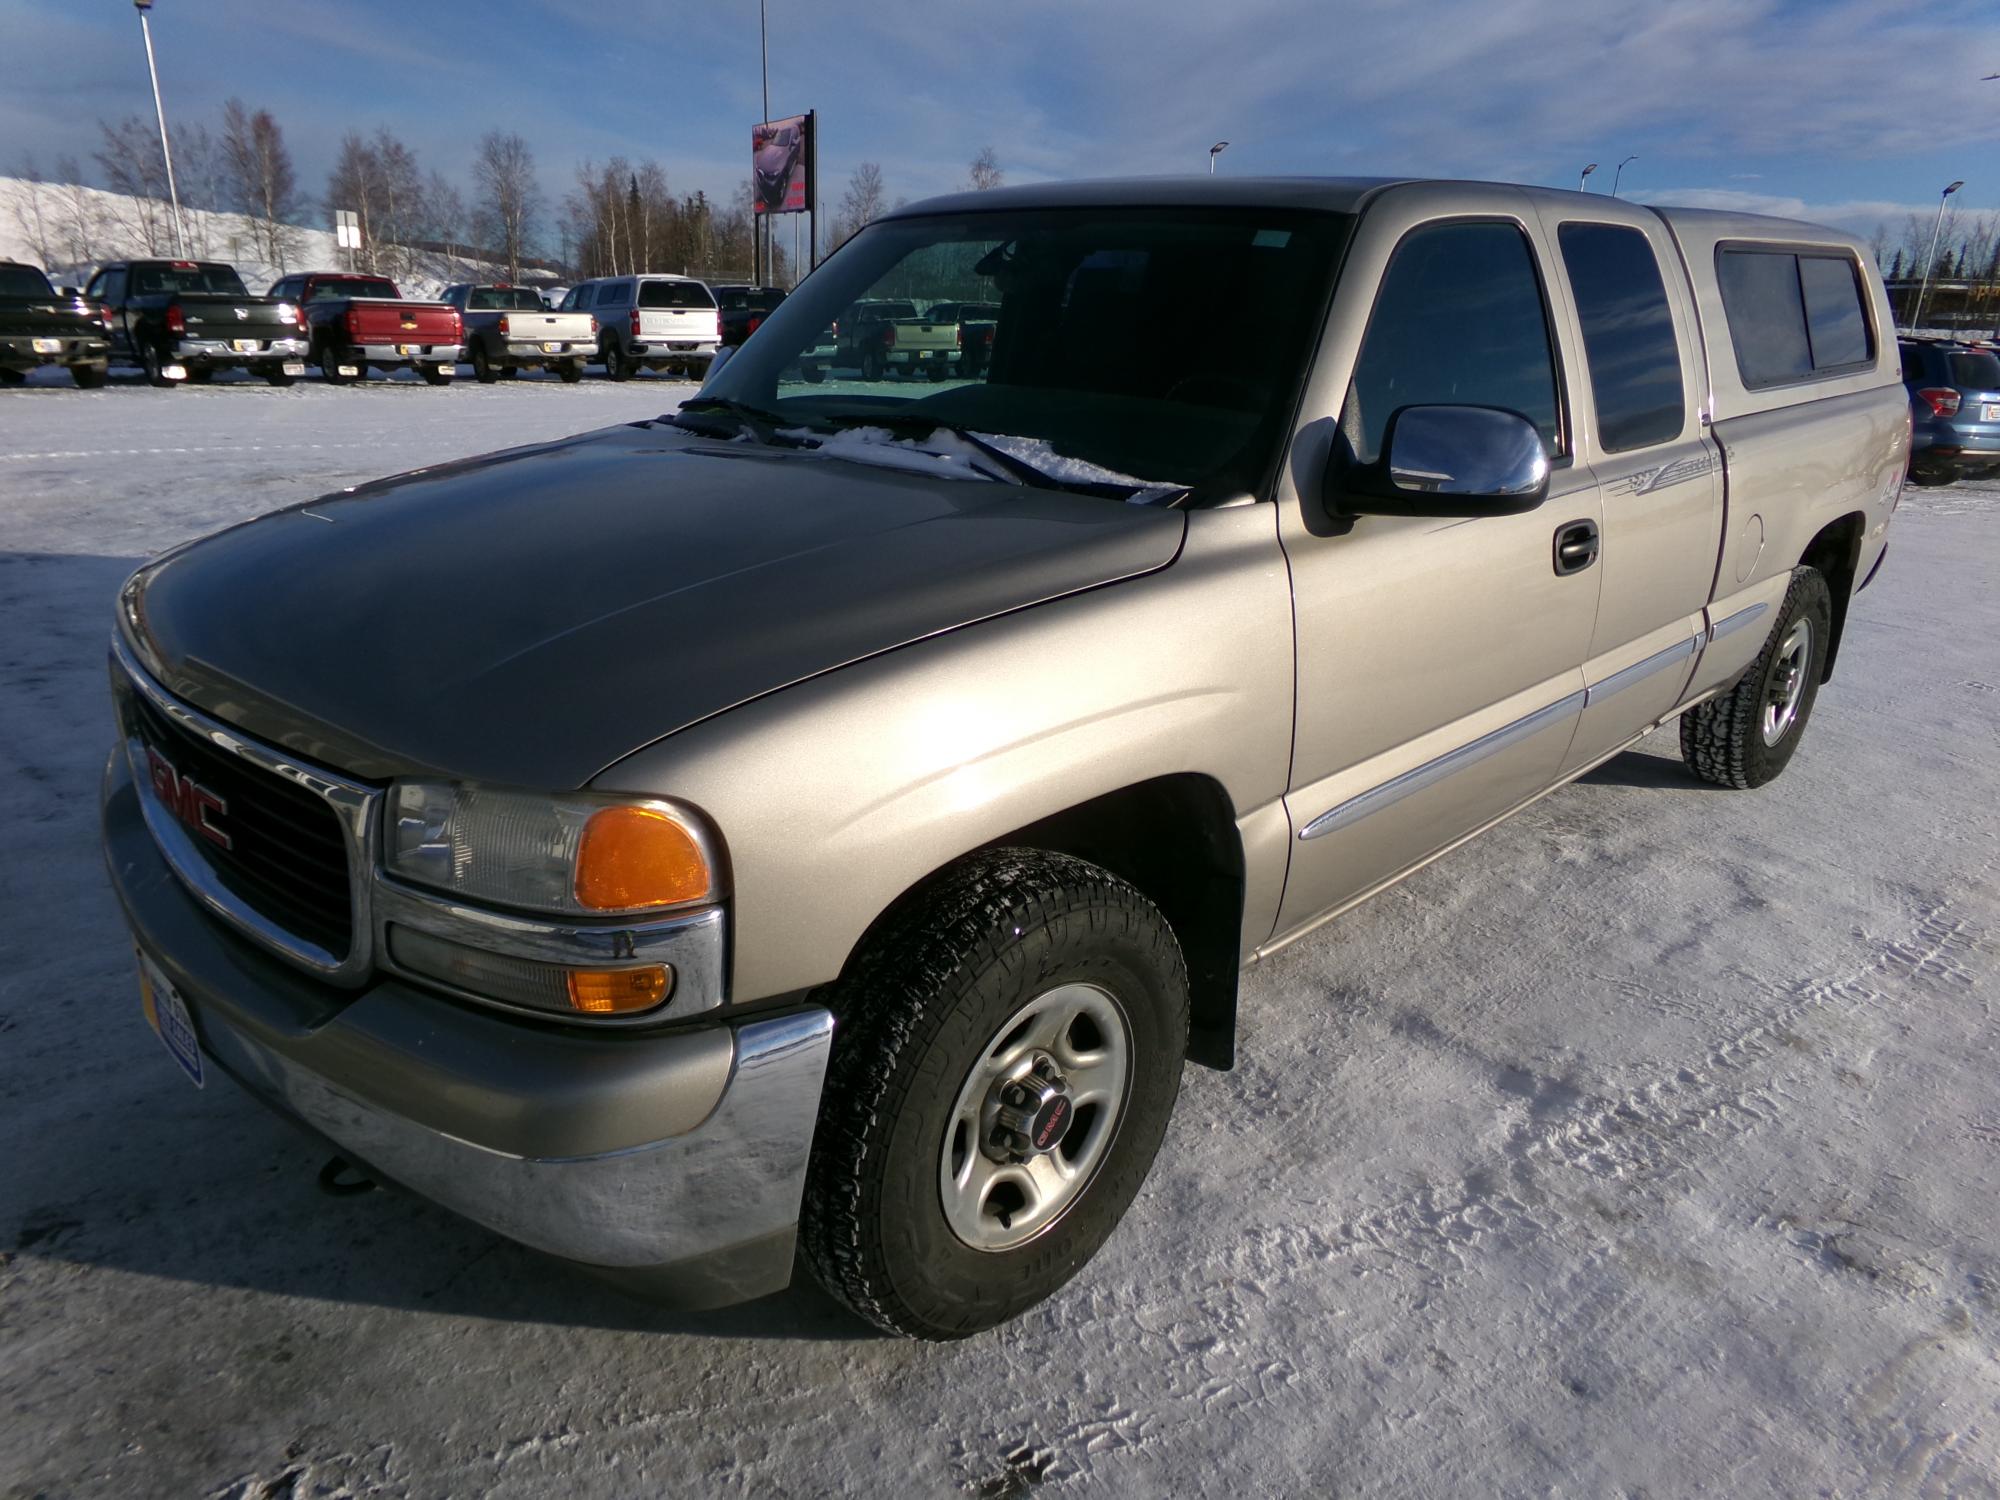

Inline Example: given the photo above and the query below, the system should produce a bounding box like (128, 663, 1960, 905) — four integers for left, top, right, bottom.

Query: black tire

(799, 360, 824, 384)
(558, 360, 583, 383)
(0, 367, 27, 386)
(183, 366, 214, 385)
(1680, 567, 1832, 789)
(142, 341, 174, 387)
(261, 367, 295, 387)
(860, 348, 884, 381)
(800, 848, 1189, 1340)
(420, 363, 452, 386)
(70, 363, 108, 389)
(604, 341, 631, 381)
(471, 344, 498, 384)
(319, 345, 353, 386)
(1907, 465, 1955, 487)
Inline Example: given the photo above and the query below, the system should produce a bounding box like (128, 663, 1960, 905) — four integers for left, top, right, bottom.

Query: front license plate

(1983, 402, 2000, 422)
(541, 341, 560, 354)
(281, 361, 306, 376)
(137, 949, 203, 1088)
(32, 337, 62, 354)
(232, 339, 258, 353)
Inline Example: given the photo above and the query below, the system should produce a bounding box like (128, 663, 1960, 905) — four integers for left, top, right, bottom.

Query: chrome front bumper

(103, 751, 834, 1306)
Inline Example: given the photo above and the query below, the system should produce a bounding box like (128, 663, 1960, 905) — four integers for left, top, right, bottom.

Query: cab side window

(1557, 223, 1686, 452)
(598, 281, 630, 308)
(1340, 221, 1563, 465)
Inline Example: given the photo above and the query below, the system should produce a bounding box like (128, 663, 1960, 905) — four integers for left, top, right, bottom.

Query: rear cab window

(0, 264, 55, 298)
(638, 280, 715, 309)
(1717, 245, 1873, 389)
(1557, 222, 1686, 452)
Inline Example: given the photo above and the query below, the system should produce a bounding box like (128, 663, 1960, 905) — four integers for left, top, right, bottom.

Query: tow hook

(317, 1155, 377, 1197)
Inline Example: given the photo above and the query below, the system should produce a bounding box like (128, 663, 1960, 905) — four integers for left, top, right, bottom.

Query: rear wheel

(800, 849, 1189, 1340)
(558, 359, 584, 383)
(142, 342, 175, 387)
(419, 363, 452, 386)
(1680, 567, 1832, 789)
(260, 366, 294, 387)
(69, 362, 108, 389)
(319, 346, 354, 385)
(183, 366, 214, 385)
(799, 360, 824, 384)
(471, 344, 498, 384)
(860, 348, 884, 381)
(0, 367, 25, 387)
(603, 341, 631, 381)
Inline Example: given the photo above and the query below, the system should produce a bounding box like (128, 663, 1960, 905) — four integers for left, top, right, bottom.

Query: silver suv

(559, 273, 720, 379)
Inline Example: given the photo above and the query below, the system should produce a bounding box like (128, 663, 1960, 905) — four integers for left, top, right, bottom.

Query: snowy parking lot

(2, 373, 1997, 1497)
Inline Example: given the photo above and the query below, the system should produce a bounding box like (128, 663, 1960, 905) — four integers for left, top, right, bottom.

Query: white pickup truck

(441, 284, 597, 383)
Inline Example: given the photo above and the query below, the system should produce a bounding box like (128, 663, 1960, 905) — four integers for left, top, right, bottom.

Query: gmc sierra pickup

(266, 272, 463, 386)
(0, 261, 111, 387)
(86, 259, 309, 386)
(103, 178, 1903, 1341)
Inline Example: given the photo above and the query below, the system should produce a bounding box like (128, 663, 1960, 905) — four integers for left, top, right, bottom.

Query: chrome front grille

(113, 637, 380, 984)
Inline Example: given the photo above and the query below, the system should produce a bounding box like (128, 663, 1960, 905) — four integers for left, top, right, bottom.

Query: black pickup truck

(84, 259, 310, 386)
(0, 261, 112, 387)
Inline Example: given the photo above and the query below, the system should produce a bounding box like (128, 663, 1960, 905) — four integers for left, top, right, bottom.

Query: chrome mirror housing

(1334, 404, 1551, 518)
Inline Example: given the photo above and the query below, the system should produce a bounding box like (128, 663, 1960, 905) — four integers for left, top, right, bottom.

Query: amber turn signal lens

(573, 805, 710, 911)
(566, 964, 672, 1015)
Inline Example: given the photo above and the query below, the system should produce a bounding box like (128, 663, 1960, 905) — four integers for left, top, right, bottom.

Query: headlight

(386, 781, 713, 916)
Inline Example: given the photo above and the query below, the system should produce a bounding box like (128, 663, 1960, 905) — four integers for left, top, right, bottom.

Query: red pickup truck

(266, 272, 464, 385)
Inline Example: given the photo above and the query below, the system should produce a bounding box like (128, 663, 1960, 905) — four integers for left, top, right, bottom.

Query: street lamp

(132, 0, 186, 257)
(1578, 162, 1598, 192)
(1611, 154, 1638, 198)
(1914, 179, 1966, 329)
(1208, 141, 1229, 174)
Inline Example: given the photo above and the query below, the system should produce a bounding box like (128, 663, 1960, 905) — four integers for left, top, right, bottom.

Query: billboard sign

(753, 113, 811, 216)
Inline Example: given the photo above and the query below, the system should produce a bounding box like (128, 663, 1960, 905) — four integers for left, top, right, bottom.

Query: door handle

(1553, 518, 1599, 576)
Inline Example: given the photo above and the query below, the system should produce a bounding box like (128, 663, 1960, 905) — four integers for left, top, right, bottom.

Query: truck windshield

(132, 264, 249, 297)
(639, 281, 716, 309)
(0, 264, 55, 299)
(701, 206, 1352, 503)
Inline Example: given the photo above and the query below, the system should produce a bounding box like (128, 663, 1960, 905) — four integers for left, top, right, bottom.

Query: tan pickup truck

(103, 177, 1903, 1342)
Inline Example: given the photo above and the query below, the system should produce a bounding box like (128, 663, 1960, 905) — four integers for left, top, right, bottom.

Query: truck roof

(885, 176, 1864, 246)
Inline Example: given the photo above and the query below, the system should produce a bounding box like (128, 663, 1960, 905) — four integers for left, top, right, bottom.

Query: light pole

(1578, 162, 1598, 192)
(1914, 179, 1966, 330)
(1208, 141, 1229, 174)
(1611, 154, 1638, 198)
(757, 0, 769, 285)
(133, 0, 186, 257)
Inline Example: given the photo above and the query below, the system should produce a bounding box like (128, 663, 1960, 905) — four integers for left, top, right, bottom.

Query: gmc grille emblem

(144, 745, 232, 851)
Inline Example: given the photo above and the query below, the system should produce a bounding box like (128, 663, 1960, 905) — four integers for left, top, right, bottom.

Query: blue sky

(5, 0, 1998, 255)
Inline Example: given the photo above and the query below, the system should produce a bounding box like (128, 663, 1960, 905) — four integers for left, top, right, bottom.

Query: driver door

(1272, 188, 1603, 945)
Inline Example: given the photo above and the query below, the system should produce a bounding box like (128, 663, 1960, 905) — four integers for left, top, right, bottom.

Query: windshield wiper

(672, 396, 794, 445)
(809, 410, 1184, 501)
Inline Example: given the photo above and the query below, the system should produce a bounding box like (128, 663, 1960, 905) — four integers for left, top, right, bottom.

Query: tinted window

(0, 264, 55, 298)
(468, 287, 545, 310)
(1798, 255, 1869, 369)
(597, 282, 631, 307)
(1558, 223, 1685, 452)
(638, 280, 715, 309)
(1947, 351, 2000, 390)
(1341, 220, 1562, 463)
(564, 285, 593, 310)
(131, 263, 249, 297)
(1717, 250, 1813, 387)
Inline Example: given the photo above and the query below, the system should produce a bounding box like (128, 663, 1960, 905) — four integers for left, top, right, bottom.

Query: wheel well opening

(842, 776, 1247, 1071)
(1799, 511, 1865, 681)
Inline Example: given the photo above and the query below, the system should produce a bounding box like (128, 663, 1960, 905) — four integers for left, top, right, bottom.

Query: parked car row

(797, 296, 1001, 383)
(1901, 336, 2000, 485)
(0, 256, 784, 389)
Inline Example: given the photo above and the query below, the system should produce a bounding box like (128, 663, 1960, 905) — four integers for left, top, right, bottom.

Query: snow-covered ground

(1, 378, 1997, 1498)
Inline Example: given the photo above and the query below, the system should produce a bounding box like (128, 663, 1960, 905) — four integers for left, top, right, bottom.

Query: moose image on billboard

(100, 176, 1903, 1341)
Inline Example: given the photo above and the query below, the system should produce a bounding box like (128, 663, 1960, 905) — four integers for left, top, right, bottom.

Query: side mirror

(700, 345, 735, 388)
(1332, 404, 1550, 518)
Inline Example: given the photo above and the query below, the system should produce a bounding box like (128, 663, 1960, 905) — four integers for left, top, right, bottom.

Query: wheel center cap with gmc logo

(991, 1053, 1074, 1160)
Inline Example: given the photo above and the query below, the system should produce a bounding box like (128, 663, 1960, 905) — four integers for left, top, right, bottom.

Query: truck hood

(122, 420, 1185, 788)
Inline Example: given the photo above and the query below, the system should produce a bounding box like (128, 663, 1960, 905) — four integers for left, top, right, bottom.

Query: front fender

(593, 503, 1297, 1006)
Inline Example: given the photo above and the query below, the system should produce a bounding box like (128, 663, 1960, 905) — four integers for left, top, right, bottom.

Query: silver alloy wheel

(1761, 617, 1813, 746)
(939, 982, 1130, 1253)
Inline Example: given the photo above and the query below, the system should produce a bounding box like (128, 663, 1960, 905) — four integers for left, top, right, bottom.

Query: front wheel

(801, 849, 1188, 1340)
(1680, 566, 1832, 789)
